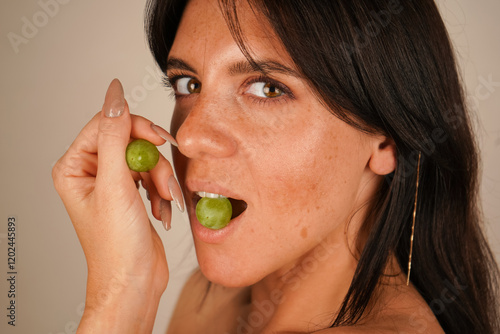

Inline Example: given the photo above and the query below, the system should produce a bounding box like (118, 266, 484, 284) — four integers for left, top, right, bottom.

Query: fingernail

(168, 175, 185, 213)
(103, 78, 125, 118)
(151, 123, 178, 147)
(160, 199, 172, 231)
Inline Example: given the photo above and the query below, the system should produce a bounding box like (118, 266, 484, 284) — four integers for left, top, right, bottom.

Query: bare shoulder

(312, 320, 444, 334)
(312, 286, 444, 334)
(166, 268, 250, 334)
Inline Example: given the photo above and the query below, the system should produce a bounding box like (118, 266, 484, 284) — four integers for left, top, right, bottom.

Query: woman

(52, 0, 499, 333)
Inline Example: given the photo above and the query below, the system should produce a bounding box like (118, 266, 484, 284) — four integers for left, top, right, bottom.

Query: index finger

(130, 115, 178, 147)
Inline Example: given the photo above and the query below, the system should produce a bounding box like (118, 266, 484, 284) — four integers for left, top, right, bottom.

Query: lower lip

(190, 205, 245, 244)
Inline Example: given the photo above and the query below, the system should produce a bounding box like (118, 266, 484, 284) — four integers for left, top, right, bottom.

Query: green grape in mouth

(125, 139, 160, 172)
(196, 197, 233, 230)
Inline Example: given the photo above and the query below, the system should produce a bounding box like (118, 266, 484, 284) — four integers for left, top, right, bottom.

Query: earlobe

(368, 137, 397, 175)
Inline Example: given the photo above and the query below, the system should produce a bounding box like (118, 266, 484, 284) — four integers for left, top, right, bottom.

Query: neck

(248, 224, 361, 333)
(245, 173, 387, 332)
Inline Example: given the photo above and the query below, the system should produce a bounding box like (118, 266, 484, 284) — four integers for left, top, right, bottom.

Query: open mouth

(194, 191, 248, 220)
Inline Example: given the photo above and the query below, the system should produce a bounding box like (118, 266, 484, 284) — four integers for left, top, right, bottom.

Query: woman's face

(169, 0, 380, 286)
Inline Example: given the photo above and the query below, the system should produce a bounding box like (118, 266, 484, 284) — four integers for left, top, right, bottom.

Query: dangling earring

(407, 151, 421, 286)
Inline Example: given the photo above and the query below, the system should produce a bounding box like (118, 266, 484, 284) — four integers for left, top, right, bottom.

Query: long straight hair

(145, 0, 500, 332)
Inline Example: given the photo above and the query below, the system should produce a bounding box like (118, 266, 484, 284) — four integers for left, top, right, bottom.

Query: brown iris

(187, 78, 201, 94)
(263, 82, 283, 98)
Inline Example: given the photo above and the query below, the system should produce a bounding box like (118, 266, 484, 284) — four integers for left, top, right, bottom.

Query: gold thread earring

(407, 151, 422, 286)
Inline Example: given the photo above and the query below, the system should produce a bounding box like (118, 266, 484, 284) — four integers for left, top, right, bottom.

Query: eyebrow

(166, 58, 197, 74)
(166, 57, 301, 78)
(228, 60, 301, 78)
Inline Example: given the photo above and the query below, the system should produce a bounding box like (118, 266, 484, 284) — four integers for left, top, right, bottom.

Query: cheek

(194, 146, 367, 287)
(252, 126, 367, 238)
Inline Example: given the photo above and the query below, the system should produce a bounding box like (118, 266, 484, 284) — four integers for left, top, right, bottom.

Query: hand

(52, 79, 181, 332)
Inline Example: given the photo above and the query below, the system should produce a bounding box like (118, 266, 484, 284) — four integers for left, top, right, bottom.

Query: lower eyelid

(249, 96, 290, 108)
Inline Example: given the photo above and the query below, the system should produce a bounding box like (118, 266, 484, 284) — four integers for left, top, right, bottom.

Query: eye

(175, 77, 201, 95)
(246, 81, 285, 98)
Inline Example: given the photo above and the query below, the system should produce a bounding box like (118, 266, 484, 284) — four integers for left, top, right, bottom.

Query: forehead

(169, 0, 295, 70)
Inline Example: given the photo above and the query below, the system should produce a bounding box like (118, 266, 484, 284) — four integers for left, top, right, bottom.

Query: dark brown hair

(145, 0, 500, 332)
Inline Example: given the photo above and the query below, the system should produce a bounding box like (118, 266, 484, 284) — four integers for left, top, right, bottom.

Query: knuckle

(51, 154, 79, 193)
(98, 118, 121, 136)
(51, 160, 69, 193)
(51, 160, 62, 184)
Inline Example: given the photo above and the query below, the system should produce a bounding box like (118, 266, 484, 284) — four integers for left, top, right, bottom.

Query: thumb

(96, 79, 133, 187)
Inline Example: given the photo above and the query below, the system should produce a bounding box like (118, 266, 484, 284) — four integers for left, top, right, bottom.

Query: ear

(368, 136, 397, 175)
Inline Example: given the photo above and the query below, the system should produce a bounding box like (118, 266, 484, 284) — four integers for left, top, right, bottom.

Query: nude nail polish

(168, 175, 185, 213)
(103, 79, 125, 118)
(151, 123, 178, 147)
(160, 199, 172, 231)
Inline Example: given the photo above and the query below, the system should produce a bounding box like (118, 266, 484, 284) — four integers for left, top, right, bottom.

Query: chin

(196, 250, 262, 288)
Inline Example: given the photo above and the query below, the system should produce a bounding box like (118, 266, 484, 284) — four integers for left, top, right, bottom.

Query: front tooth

(196, 191, 226, 199)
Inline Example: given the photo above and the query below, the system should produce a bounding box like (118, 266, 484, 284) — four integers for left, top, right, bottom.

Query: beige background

(0, 0, 498, 333)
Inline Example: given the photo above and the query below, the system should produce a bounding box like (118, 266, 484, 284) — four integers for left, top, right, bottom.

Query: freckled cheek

(252, 145, 361, 237)
(251, 153, 325, 221)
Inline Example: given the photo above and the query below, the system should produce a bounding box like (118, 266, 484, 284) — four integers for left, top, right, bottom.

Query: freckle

(301, 227, 308, 239)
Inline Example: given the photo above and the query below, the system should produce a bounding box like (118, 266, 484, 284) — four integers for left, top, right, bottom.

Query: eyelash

(162, 72, 294, 105)
(162, 73, 180, 99)
(245, 75, 294, 104)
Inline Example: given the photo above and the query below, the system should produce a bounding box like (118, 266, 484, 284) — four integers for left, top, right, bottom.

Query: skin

(52, 0, 444, 332)
(170, 0, 386, 288)
(167, 0, 442, 333)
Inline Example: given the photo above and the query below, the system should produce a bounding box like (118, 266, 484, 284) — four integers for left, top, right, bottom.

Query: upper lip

(185, 179, 245, 201)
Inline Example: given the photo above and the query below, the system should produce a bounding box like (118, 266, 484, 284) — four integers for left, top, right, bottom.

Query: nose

(174, 99, 238, 160)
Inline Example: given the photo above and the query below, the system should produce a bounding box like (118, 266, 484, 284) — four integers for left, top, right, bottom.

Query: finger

(52, 120, 100, 196)
(149, 154, 175, 201)
(149, 152, 185, 213)
(61, 113, 171, 177)
(130, 116, 177, 147)
(95, 79, 134, 188)
(68, 111, 101, 156)
(53, 112, 101, 184)
(160, 199, 172, 231)
(143, 174, 173, 230)
(142, 174, 161, 221)
(131, 170, 142, 183)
